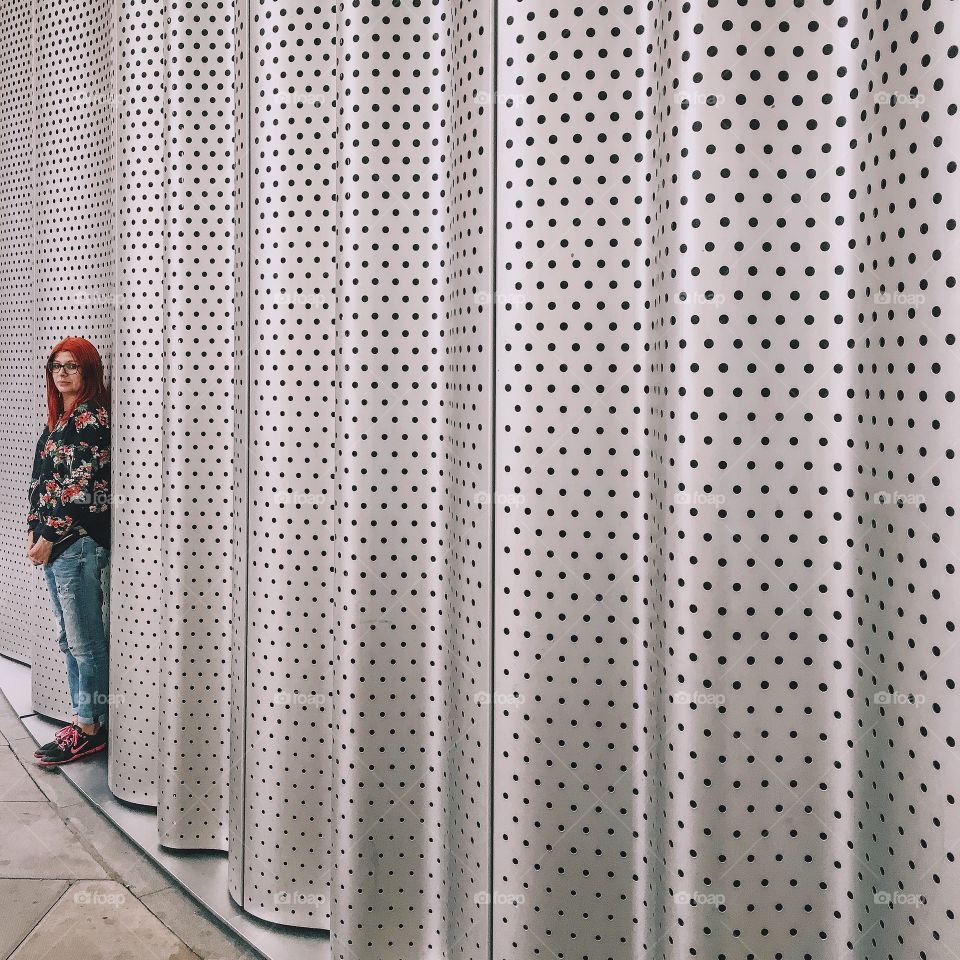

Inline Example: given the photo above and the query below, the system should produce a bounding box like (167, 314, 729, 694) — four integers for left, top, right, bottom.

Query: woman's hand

(28, 535, 52, 566)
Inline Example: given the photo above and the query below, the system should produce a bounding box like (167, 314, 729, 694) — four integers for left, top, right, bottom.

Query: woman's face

(51, 350, 83, 403)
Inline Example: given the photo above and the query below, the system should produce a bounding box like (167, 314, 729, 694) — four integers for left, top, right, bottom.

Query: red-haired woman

(26, 337, 111, 765)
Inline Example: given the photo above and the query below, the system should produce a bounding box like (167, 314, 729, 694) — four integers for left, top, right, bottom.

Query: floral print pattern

(28, 401, 111, 543)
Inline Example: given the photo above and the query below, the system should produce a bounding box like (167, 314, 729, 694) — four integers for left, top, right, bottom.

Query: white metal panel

(30, 0, 115, 720)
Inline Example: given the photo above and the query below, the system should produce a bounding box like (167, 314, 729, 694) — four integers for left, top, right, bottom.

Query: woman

(26, 337, 111, 766)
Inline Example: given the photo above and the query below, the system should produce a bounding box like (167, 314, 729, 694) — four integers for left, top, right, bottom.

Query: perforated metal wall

(109, 0, 236, 849)
(227, 0, 340, 925)
(29, 0, 116, 718)
(226, 0, 249, 906)
(851, 10, 959, 960)
(323, 1, 495, 946)
(153, 0, 236, 852)
(0, 0, 116, 711)
(492, 4, 643, 956)
(0, 0, 39, 666)
(619, 5, 960, 959)
(108, 0, 163, 803)
(1, 0, 958, 957)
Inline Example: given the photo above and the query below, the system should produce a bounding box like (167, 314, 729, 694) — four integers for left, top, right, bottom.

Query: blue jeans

(42, 536, 110, 726)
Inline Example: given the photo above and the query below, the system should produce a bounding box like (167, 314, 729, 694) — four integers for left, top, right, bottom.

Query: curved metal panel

(492, 4, 646, 955)
(109, 0, 165, 804)
(491, 3, 960, 959)
(31, 0, 115, 720)
(0, 0, 955, 954)
(0, 0, 41, 666)
(851, 9, 960, 959)
(226, 0, 338, 926)
(155, 0, 236, 850)
(226, 0, 248, 908)
(325, 0, 495, 950)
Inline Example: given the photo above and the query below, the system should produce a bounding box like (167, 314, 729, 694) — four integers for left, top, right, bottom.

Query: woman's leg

(49, 538, 109, 731)
(43, 561, 80, 721)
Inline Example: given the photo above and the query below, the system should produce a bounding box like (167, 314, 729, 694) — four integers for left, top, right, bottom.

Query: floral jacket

(27, 400, 111, 562)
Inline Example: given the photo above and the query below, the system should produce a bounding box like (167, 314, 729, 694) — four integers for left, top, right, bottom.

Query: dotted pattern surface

(0, 0, 41, 666)
(108, 0, 164, 804)
(153, 0, 235, 851)
(226, 0, 340, 926)
(493, 1, 644, 955)
(325, 0, 494, 948)
(624, 5, 957, 960)
(847, 11, 959, 960)
(27, 0, 115, 719)
(9, 1, 957, 958)
(226, 0, 248, 905)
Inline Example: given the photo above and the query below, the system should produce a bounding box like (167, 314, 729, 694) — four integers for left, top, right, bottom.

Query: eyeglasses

(47, 362, 80, 374)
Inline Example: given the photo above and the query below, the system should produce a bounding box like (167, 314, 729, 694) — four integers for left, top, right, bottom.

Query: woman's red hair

(44, 337, 110, 431)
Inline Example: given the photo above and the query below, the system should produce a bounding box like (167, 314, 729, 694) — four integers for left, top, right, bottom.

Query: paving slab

(140, 886, 265, 960)
(0, 802, 107, 880)
(0, 695, 27, 745)
(10, 879, 200, 960)
(0, 668, 34, 720)
(4, 736, 85, 809)
(0, 746, 46, 802)
(0, 879, 69, 959)
(60, 801, 170, 898)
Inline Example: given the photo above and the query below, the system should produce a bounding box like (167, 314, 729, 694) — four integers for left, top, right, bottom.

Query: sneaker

(34, 723, 80, 758)
(36, 725, 107, 766)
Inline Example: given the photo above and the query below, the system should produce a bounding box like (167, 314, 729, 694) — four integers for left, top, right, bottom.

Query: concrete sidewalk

(0, 692, 262, 960)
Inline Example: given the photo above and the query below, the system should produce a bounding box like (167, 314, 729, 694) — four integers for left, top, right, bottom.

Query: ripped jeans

(42, 536, 110, 726)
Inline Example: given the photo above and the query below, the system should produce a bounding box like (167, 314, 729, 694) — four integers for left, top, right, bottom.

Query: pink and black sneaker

(36, 725, 107, 766)
(34, 723, 80, 759)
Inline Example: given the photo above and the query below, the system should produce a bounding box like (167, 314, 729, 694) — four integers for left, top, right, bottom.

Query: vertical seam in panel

(112, 0, 119, 503)
(30, 0, 38, 664)
(108, 0, 119, 756)
(30, 0, 36, 401)
(487, 0, 498, 955)
(31, 0, 37, 415)
(159, 0, 172, 800)
(238, 0, 251, 908)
